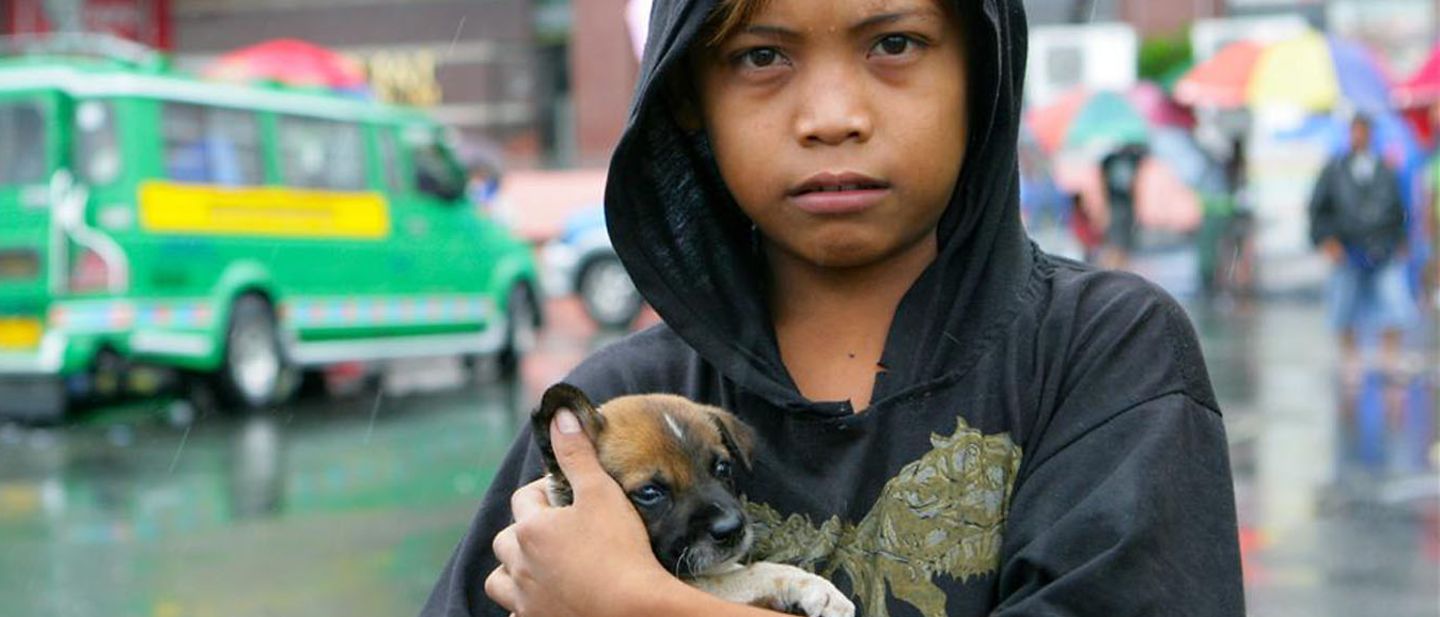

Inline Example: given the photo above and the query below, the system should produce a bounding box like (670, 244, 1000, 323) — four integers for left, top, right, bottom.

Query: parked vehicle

(0, 40, 541, 421)
(541, 205, 643, 329)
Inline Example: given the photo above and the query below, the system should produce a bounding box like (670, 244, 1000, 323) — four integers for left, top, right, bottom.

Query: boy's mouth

(789, 171, 890, 196)
(787, 171, 891, 215)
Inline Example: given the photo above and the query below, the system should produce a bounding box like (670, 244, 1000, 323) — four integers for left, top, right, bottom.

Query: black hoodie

(421, 1, 1245, 615)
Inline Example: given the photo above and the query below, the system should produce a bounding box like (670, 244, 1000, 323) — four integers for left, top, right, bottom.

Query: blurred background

(0, 0, 1436, 615)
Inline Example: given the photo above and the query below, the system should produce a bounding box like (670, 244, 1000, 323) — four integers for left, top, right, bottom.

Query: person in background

(1309, 113, 1417, 376)
(1099, 142, 1146, 269)
(462, 142, 514, 228)
(1068, 192, 1104, 264)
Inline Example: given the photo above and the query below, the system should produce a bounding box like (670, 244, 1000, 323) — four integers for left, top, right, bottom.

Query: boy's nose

(795, 67, 873, 147)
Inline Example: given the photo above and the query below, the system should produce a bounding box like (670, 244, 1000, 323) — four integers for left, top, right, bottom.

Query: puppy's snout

(707, 509, 745, 543)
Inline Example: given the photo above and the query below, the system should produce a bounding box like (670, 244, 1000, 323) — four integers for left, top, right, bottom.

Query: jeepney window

(0, 101, 48, 185)
(75, 100, 121, 185)
(278, 116, 365, 191)
(410, 142, 465, 202)
(162, 103, 263, 186)
(377, 128, 406, 193)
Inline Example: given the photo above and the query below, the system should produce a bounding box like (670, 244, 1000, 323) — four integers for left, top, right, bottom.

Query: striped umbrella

(1176, 32, 1394, 113)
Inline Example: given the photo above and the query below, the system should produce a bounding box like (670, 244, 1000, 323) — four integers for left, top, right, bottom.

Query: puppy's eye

(714, 460, 733, 480)
(632, 484, 669, 507)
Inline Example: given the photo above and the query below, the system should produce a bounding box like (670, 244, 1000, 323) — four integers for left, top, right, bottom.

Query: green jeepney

(0, 39, 541, 421)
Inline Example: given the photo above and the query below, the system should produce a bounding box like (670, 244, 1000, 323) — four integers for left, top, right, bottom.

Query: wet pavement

(1, 287, 1437, 616)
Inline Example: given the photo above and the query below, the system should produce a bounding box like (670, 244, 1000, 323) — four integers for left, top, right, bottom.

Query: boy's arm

(484, 413, 804, 617)
(992, 393, 1243, 616)
(993, 278, 1244, 616)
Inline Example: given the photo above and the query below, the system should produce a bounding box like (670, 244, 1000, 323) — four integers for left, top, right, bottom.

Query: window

(0, 102, 48, 185)
(279, 116, 365, 191)
(74, 100, 121, 185)
(377, 128, 406, 192)
(1046, 45, 1084, 91)
(409, 141, 465, 202)
(162, 103, 262, 186)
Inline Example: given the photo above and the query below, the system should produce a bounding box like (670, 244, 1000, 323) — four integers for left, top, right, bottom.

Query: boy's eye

(870, 34, 922, 58)
(736, 47, 787, 70)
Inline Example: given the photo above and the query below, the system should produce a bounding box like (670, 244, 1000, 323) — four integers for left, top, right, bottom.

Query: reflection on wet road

(1192, 298, 1438, 617)
(0, 297, 1435, 616)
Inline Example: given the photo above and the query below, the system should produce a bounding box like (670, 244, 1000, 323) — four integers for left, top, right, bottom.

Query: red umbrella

(1174, 40, 1264, 109)
(1026, 88, 1092, 153)
(205, 39, 367, 89)
(1395, 43, 1440, 108)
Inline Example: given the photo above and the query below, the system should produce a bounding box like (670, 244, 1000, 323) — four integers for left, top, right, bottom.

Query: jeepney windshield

(0, 100, 48, 185)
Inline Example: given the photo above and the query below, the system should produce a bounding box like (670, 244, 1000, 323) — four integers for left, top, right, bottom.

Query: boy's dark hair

(703, 0, 771, 46)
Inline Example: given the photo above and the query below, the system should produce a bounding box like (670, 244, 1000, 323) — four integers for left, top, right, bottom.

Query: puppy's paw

(784, 577, 855, 617)
(691, 562, 854, 617)
(753, 563, 854, 617)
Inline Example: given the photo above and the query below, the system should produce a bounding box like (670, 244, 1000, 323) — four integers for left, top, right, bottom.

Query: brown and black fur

(530, 383, 855, 617)
(532, 383, 757, 577)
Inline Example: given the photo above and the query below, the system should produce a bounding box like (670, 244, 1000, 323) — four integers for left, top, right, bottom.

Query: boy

(423, 0, 1245, 615)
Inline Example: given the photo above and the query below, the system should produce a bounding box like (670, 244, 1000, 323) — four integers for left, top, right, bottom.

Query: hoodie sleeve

(993, 271, 1245, 616)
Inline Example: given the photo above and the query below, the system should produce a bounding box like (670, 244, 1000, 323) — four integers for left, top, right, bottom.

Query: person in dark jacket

(422, 1, 1245, 616)
(1309, 114, 1416, 373)
(1099, 142, 1147, 269)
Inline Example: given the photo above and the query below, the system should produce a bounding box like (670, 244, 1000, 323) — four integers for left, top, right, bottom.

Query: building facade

(4, 0, 548, 167)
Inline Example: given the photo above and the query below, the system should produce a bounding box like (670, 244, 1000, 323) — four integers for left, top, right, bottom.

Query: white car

(540, 205, 644, 329)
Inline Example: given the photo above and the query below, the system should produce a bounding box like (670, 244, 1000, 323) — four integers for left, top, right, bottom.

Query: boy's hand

(485, 409, 680, 617)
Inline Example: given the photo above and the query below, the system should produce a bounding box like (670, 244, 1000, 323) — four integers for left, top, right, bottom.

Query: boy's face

(694, 0, 968, 270)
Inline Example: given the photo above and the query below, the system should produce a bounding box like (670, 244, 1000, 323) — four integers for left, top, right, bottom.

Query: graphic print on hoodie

(420, 1, 1246, 616)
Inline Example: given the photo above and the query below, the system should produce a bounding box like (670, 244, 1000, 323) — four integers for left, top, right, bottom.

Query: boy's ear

(705, 407, 756, 470)
(531, 383, 606, 504)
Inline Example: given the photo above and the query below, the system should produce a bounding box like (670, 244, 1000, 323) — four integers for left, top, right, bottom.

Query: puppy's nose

(708, 510, 744, 542)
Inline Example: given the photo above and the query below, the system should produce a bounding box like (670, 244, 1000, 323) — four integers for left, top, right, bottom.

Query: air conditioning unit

(1026, 23, 1139, 108)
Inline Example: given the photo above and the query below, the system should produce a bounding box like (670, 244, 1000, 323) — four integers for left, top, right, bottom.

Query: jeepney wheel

(216, 294, 288, 411)
(497, 285, 540, 377)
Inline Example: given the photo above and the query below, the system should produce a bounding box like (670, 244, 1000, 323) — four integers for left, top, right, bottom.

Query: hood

(605, 0, 1033, 411)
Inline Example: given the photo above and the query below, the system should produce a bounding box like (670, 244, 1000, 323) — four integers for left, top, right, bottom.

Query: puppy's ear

(705, 407, 756, 470)
(531, 383, 606, 504)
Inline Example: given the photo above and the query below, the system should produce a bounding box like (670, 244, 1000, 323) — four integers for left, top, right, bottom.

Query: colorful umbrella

(1128, 82, 1195, 130)
(1394, 42, 1440, 107)
(1176, 33, 1393, 113)
(205, 39, 368, 90)
(1148, 127, 1214, 190)
(1027, 89, 1151, 155)
(1273, 109, 1422, 169)
(1174, 41, 1264, 109)
(1052, 153, 1204, 235)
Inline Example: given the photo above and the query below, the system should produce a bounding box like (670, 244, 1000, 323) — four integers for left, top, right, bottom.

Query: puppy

(531, 383, 855, 617)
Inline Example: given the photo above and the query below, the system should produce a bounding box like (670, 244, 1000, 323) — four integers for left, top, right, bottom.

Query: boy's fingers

(483, 566, 516, 611)
(549, 409, 612, 501)
(491, 525, 519, 567)
(511, 478, 552, 522)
